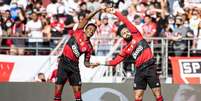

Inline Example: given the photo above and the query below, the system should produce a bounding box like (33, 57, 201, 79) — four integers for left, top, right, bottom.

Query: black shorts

(133, 64, 161, 90)
(55, 55, 81, 86)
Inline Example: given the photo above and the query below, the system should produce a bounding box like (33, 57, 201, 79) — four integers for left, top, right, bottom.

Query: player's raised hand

(101, 5, 107, 12)
(105, 8, 116, 14)
(90, 63, 100, 68)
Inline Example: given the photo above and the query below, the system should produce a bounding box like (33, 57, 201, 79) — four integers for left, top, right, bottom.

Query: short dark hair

(78, 13, 86, 20)
(38, 72, 45, 76)
(79, 2, 87, 7)
(117, 24, 126, 36)
(85, 23, 97, 30)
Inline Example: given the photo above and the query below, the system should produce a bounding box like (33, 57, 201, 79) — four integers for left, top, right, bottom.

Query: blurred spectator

(142, 15, 157, 43)
(73, 12, 85, 30)
(87, 0, 101, 12)
(79, 2, 90, 15)
(136, 2, 148, 17)
(127, 4, 137, 23)
(63, 0, 79, 16)
(12, 0, 28, 9)
(10, 2, 21, 21)
(0, 18, 2, 46)
(96, 15, 115, 56)
(57, 0, 66, 15)
(1, 10, 14, 50)
(181, 13, 189, 27)
(2, 0, 11, 5)
(25, 12, 43, 48)
(172, 0, 185, 15)
(167, 15, 176, 31)
(41, 16, 51, 48)
(63, 13, 74, 34)
(133, 15, 143, 33)
(46, 0, 59, 17)
(184, 0, 201, 8)
(193, 21, 201, 55)
(50, 15, 65, 48)
(12, 19, 26, 55)
(116, 0, 132, 12)
(172, 15, 193, 56)
(189, 9, 201, 36)
(33, 0, 45, 13)
(0, 0, 10, 12)
(35, 72, 46, 82)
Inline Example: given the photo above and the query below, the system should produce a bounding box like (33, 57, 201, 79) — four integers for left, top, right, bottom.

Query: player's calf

(74, 91, 82, 101)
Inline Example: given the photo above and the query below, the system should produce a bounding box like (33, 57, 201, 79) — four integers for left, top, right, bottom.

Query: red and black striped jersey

(62, 29, 93, 63)
(107, 11, 154, 68)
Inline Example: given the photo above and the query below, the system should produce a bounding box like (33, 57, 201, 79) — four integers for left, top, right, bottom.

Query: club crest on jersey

(131, 40, 136, 44)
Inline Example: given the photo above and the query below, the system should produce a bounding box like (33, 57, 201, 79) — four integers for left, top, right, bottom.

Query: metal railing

(1, 36, 201, 81)
(0, 37, 63, 55)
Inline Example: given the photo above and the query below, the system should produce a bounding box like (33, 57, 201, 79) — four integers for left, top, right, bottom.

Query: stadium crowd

(0, 0, 200, 56)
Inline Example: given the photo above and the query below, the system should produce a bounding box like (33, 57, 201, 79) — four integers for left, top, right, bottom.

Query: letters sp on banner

(170, 57, 201, 84)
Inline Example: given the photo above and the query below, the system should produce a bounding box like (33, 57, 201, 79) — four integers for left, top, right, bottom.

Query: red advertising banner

(0, 62, 14, 82)
(170, 57, 201, 84)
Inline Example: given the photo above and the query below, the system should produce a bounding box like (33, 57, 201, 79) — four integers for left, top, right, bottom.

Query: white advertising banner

(0, 55, 58, 82)
(0, 55, 124, 82)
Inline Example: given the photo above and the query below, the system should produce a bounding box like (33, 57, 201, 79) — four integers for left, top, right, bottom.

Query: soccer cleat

(75, 99, 82, 101)
(54, 97, 61, 101)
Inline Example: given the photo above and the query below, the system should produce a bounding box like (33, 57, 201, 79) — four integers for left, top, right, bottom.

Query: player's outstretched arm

(99, 55, 125, 67)
(105, 8, 139, 33)
(84, 61, 100, 68)
(77, 7, 106, 29)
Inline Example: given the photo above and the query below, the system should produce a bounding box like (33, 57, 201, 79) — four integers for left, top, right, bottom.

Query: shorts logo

(133, 83, 136, 88)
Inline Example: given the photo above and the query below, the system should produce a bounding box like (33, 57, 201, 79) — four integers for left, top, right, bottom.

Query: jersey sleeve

(84, 44, 93, 63)
(107, 49, 127, 66)
(107, 42, 137, 66)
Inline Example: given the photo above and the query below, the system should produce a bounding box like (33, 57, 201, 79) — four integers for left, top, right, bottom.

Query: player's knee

(152, 87, 162, 97)
(156, 96, 163, 101)
(134, 93, 143, 100)
(135, 96, 143, 101)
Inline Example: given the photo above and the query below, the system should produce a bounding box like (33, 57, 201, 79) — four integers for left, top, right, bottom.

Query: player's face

(121, 28, 131, 39)
(85, 25, 96, 38)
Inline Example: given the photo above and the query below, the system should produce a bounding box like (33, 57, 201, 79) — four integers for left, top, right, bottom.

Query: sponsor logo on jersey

(132, 45, 143, 59)
(72, 44, 80, 57)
